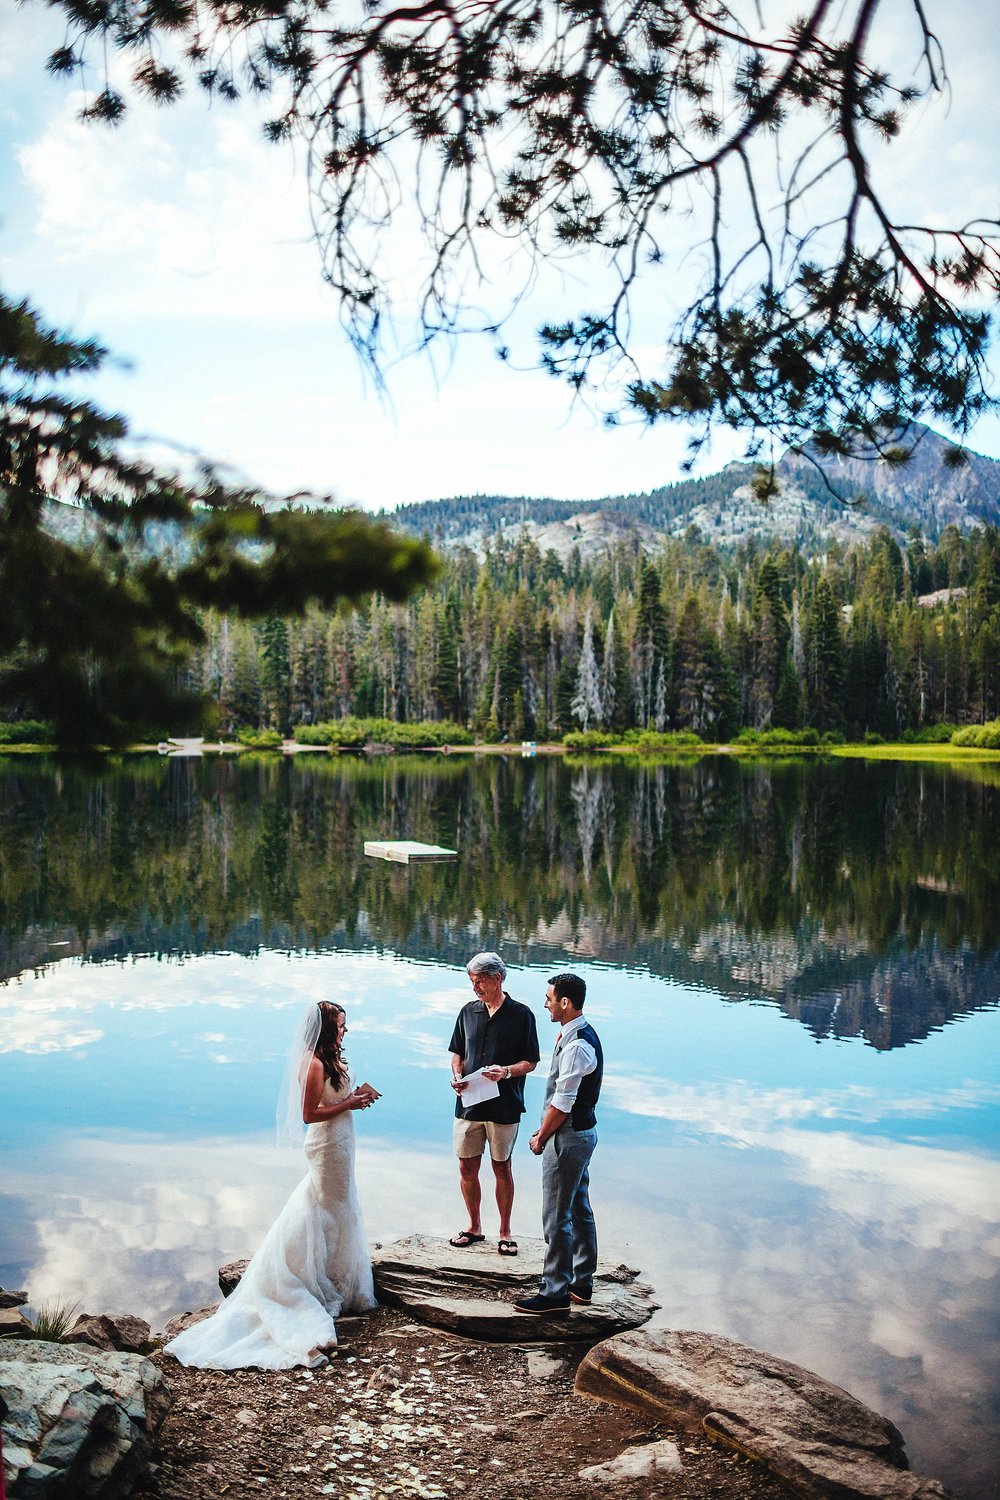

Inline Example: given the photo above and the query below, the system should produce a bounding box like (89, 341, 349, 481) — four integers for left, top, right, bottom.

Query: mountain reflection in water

(1, 753, 998, 1497)
(1, 753, 997, 1047)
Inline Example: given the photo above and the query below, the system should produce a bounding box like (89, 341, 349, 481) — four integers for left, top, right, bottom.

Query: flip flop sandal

(449, 1230, 486, 1247)
(498, 1238, 519, 1256)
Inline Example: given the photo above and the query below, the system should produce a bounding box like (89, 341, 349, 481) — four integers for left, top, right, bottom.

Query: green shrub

(384, 721, 430, 747)
(32, 1300, 79, 1342)
(359, 718, 396, 742)
(236, 727, 283, 749)
(735, 726, 823, 748)
(0, 720, 54, 744)
(952, 720, 1000, 749)
(913, 723, 958, 744)
(762, 727, 819, 746)
(629, 730, 704, 752)
(311, 718, 369, 747)
(0, 1300, 78, 1343)
(863, 731, 885, 745)
(385, 722, 431, 747)
(292, 722, 338, 746)
(563, 730, 617, 749)
(293, 718, 474, 749)
(294, 717, 383, 748)
(617, 728, 703, 749)
(386, 719, 473, 747)
(432, 720, 474, 746)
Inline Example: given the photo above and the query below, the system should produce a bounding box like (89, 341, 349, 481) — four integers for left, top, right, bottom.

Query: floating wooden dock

(363, 839, 458, 863)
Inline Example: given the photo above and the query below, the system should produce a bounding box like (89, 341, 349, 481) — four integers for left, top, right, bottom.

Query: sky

(2, 1, 999, 514)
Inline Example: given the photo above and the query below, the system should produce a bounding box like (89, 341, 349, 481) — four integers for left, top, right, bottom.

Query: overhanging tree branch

(32, 0, 1000, 462)
(0, 291, 439, 742)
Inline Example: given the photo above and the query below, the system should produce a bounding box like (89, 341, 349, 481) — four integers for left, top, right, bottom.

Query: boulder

(0, 1338, 170, 1499)
(161, 1307, 217, 1342)
(218, 1261, 249, 1297)
(526, 1349, 575, 1381)
(62, 1316, 151, 1354)
(579, 1438, 683, 1484)
(370, 1234, 657, 1342)
(575, 1329, 953, 1499)
(0, 1310, 33, 1338)
(0, 1291, 28, 1311)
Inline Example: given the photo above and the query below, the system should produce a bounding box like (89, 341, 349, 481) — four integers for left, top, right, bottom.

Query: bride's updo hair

(314, 1002, 349, 1091)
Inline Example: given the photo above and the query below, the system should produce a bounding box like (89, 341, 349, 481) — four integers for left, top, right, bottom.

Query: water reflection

(1, 753, 998, 1046)
(1, 758, 999, 1496)
(2, 952, 998, 1495)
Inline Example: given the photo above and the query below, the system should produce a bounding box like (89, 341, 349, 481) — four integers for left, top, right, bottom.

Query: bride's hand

(351, 1083, 380, 1109)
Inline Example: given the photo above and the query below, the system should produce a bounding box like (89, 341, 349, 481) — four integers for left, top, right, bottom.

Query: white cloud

(3, 985, 997, 1500)
(6, 1133, 463, 1326)
(0, 948, 438, 1011)
(14, 94, 327, 330)
(2, 0, 998, 505)
(591, 1133, 999, 1492)
(771, 1127, 1000, 1248)
(0, 1014, 103, 1055)
(601, 1072, 1000, 1137)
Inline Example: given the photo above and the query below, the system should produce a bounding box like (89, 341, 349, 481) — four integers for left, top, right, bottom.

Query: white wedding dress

(165, 1074, 377, 1369)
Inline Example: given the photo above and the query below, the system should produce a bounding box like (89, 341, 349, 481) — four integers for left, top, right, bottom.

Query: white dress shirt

(548, 1014, 598, 1114)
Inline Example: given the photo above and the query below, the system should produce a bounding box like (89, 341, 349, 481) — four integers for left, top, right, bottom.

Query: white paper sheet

(456, 1067, 501, 1109)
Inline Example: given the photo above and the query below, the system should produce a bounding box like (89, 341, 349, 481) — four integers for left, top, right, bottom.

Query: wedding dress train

(165, 1076, 376, 1369)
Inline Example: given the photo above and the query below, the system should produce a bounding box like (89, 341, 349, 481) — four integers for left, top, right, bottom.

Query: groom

(514, 971, 602, 1315)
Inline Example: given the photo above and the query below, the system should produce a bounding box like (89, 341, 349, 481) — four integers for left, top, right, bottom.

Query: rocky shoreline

(1, 1239, 955, 1500)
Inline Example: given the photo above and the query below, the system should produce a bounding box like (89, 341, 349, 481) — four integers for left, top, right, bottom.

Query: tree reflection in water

(0, 752, 997, 1048)
(2, 752, 999, 1497)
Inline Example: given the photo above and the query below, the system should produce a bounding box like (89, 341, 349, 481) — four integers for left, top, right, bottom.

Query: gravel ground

(139, 1306, 797, 1500)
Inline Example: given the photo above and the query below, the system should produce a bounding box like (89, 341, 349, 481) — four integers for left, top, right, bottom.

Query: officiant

(448, 952, 540, 1257)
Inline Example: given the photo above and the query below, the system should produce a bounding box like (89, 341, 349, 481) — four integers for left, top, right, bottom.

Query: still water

(1, 752, 998, 1496)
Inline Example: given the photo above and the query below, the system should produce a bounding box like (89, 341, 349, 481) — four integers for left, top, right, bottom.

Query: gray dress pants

(540, 1124, 598, 1298)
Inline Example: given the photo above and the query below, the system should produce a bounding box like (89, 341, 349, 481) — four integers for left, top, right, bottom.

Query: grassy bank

(3, 737, 1000, 763)
(830, 742, 1000, 762)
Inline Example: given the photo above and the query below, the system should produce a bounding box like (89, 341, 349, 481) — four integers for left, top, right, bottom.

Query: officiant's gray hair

(466, 951, 507, 981)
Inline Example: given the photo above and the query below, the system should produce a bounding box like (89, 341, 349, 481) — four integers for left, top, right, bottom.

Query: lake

(1, 751, 998, 1497)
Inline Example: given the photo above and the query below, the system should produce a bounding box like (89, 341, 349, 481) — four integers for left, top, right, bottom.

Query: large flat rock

(371, 1234, 656, 1342)
(575, 1329, 952, 1499)
(0, 1337, 170, 1499)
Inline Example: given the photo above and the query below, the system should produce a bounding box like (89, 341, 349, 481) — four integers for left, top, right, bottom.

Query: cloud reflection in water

(1, 948, 997, 1496)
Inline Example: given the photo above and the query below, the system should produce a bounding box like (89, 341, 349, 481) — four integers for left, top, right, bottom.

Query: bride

(165, 1001, 380, 1369)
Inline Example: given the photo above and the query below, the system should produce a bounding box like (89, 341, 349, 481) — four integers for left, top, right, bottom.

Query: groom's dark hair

(549, 972, 586, 1008)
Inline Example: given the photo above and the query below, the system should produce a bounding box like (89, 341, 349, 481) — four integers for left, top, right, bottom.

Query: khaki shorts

(453, 1118, 519, 1162)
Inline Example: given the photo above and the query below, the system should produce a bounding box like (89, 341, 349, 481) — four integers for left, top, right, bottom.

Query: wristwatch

(503, 1066, 511, 1080)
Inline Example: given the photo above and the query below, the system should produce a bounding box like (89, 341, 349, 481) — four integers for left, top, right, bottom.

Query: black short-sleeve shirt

(448, 994, 540, 1122)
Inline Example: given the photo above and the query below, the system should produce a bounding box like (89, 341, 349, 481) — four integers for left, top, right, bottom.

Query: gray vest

(544, 1021, 603, 1130)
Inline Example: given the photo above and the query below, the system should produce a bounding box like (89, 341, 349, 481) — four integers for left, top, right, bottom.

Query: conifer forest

(186, 523, 1000, 743)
